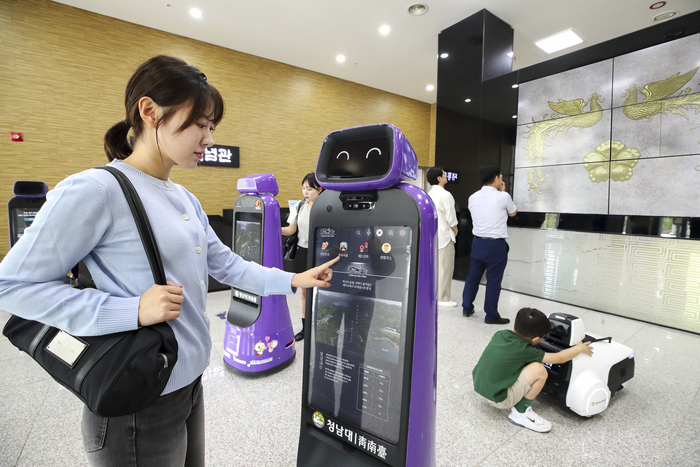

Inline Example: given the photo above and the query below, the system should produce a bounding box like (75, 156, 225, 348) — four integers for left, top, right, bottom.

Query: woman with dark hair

(0, 55, 338, 466)
(282, 172, 324, 341)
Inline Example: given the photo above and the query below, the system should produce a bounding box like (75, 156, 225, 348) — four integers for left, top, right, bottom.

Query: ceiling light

(512, 84, 519, 88)
(464, 99, 472, 103)
(336, 55, 346, 63)
(189, 8, 202, 18)
(407, 3, 428, 16)
(379, 25, 390, 35)
(512, 115, 517, 119)
(440, 53, 449, 58)
(426, 84, 434, 91)
(507, 52, 514, 58)
(535, 29, 583, 54)
(653, 10, 678, 22)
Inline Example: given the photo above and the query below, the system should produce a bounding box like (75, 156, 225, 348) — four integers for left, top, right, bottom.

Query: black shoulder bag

(283, 199, 305, 260)
(2, 166, 178, 417)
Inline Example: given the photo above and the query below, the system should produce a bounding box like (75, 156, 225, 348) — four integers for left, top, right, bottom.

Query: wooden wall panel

(0, 0, 433, 257)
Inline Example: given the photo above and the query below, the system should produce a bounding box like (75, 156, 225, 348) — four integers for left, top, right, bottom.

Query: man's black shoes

(484, 317, 510, 325)
(463, 308, 474, 317)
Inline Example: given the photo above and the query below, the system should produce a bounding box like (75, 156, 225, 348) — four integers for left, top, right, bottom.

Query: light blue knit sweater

(0, 160, 295, 393)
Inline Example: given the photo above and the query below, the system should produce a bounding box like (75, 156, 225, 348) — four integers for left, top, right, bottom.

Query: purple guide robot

(297, 123, 438, 466)
(223, 173, 296, 374)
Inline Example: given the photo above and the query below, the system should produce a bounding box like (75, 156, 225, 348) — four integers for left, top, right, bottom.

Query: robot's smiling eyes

(335, 148, 382, 160)
(366, 148, 381, 159)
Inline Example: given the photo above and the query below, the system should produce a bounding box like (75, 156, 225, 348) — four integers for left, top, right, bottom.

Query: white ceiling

(52, 0, 700, 104)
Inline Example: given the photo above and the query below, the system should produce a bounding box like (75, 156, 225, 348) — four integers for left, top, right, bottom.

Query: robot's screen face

(326, 137, 391, 178)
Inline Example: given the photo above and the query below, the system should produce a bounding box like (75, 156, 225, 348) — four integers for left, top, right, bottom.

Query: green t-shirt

(472, 330, 545, 403)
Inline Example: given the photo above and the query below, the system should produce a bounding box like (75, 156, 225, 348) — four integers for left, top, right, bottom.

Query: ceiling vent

(407, 3, 429, 16)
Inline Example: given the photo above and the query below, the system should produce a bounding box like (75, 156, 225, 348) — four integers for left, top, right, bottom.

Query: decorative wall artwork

(514, 33, 700, 216)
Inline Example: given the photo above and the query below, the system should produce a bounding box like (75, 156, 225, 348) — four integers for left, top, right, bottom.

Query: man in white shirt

(427, 167, 459, 307)
(462, 165, 517, 325)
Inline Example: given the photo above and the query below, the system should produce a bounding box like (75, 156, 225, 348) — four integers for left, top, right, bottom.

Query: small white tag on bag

(45, 331, 89, 367)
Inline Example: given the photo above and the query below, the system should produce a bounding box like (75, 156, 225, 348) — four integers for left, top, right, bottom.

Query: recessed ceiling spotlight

(336, 55, 346, 63)
(649, 1, 666, 9)
(189, 8, 202, 18)
(512, 115, 517, 119)
(653, 10, 678, 22)
(535, 29, 583, 54)
(426, 84, 435, 91)
(379, 25, 391, 35)
(440, 53, 449, 58)
(407, 3, 428, 16)
(512, 84, 519, 88)
(507, 52, 514, 58)
(464, 98, 472, 103)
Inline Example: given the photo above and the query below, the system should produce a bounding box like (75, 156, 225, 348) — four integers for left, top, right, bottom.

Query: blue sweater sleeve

(179, 188, 295, 296)
(0, 173, 140, 336)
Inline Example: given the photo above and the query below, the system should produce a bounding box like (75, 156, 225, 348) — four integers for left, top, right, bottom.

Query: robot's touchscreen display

(234, 212, 262, 264)
(11, 207, 38, 243)
(307, 225, 412, 445)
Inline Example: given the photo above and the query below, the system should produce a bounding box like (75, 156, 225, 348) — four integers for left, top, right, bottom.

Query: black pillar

(436, 9, 518, 279)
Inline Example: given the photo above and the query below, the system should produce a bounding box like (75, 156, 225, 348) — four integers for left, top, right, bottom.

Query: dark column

(435, 9, 517, 280)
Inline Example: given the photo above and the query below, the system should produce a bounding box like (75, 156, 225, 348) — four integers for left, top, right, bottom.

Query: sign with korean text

(312, 412, 391, 462)
(199, 144, 240, 168)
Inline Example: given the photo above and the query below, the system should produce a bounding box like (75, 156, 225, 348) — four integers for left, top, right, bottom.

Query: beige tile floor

(2, 281, 699, 466)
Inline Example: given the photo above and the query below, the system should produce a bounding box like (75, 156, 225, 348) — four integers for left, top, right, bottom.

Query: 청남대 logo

(313, 411, 325, 428)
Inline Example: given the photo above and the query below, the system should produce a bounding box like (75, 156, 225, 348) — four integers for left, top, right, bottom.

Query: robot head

(315, 123, 417, 191)
(237, 173, 279, 196)
(546, 313, 586, 347)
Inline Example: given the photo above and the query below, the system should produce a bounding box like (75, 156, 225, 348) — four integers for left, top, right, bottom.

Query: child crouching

(472, 307, 593, 432)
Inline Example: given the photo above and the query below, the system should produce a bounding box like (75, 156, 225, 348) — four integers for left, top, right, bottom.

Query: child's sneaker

(508, 406, 552, 433)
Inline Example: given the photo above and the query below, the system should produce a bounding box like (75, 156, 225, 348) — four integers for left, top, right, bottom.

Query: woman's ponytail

(104, 120, 133, 161)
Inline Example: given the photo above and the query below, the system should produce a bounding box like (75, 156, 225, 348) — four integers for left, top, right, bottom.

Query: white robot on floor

(538, 313, 635, 417)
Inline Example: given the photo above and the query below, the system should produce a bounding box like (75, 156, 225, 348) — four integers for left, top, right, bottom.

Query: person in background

(427, 166, 458, 307)
(0, 55, 338, 467)
(472, 307, 593, 432)
(462, 165, 517, 325)
(282, 172, 325, 341)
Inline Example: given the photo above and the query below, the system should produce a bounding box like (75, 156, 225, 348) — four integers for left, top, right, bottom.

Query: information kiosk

(223, 173, 296, 374)
(8, 181, 48, 248)
(297, 124, 438, 467)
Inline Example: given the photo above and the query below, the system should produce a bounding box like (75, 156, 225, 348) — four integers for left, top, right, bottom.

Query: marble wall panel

(517, 59, 613, 126)
(609, 154, 700, 217)
(659, 103, 700, 157)
(612, 33, 700, 109)
(513, 163, 609, 214)
(502, 228, 700, 334)
(610, 102, 662, 160)
(515, 110, 612, 168)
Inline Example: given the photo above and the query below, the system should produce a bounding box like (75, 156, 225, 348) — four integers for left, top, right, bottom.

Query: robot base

(223, 352, 296, 377)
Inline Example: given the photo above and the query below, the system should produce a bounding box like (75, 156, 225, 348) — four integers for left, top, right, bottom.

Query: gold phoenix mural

(513, 33, 700, 217)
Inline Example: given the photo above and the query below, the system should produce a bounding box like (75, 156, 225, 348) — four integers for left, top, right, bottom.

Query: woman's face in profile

(302, 182, 322, 203)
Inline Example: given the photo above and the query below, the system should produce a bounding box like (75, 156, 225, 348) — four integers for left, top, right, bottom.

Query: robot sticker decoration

(513, 33, 700, 217)
(253, 337, 279, 356)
